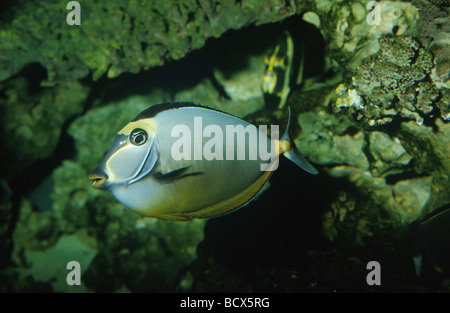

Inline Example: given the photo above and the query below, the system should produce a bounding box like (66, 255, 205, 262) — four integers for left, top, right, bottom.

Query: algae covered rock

(5, 196, 95, 292)
(12, 198, 60, 252)
(326, 26, 449, 226)
(314, 0, 418, 72)
(413, 0, 450, 89)
(0, 0, 297, 83)
(369, 132, 410, 166)
(0, 76, 89, 180)
(296, 110, 369, 170)
(293, 104, 434, 224)
(174, 74, 264, 118)
(333, 36, 443, 126)
(369, 131, 412, 177)
(12, 226, 97, 292)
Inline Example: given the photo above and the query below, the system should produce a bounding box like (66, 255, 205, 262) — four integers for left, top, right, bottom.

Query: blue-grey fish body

(89, 102, 317, 221)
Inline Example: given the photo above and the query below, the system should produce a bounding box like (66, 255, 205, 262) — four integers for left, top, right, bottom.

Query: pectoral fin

(153, 166, 204, 183)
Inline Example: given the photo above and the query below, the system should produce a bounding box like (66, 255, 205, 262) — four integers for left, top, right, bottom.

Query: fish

(412, 203, 450, 283)
(262, 29, 301, 110)
(89, 102, 318, 221)
(262, 19, 325, 109)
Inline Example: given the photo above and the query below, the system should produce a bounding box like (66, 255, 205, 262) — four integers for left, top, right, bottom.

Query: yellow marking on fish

(103, 119, 157, 183)
(273, 57, 286, 69)
(268, 56, 286, 70)
(105, 150, 120, 182)
(282, 140, 291, 153)
(275, 139, 291, 155)
(276, 90, 286, 97)
(262, 74, 277, 93)
(277, 32, 294, 109)
(266, 46, 280, 71)
(118, 119, 157, 136)
(263, 45, 282, 94)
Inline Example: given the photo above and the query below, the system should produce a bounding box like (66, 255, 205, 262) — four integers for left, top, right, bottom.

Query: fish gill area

(0, 0, 449, 292)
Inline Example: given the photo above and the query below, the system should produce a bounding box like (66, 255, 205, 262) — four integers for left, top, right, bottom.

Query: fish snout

(89, 168, 109, 190)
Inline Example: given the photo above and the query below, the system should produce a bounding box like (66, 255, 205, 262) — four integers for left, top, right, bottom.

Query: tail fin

(282, 107, 318, 175)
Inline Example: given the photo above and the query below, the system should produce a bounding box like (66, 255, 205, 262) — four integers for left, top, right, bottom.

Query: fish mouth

(89, 169, 109, 189)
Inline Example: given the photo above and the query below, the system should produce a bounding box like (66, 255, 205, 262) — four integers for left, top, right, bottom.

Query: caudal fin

(282, 107, 318, 175)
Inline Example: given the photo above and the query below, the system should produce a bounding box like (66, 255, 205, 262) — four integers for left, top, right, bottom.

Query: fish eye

(130, 128, 148, 146)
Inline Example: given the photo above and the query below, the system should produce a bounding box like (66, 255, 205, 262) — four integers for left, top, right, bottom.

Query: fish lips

(89, 134, 127, 190)
(89, 167, 110, 190)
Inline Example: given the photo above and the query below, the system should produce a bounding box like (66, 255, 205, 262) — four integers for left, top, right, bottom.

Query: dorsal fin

(132, 102, 239, 121)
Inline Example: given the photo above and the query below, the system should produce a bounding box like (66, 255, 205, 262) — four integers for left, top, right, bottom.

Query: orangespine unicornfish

(89, 102, 318, 221)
